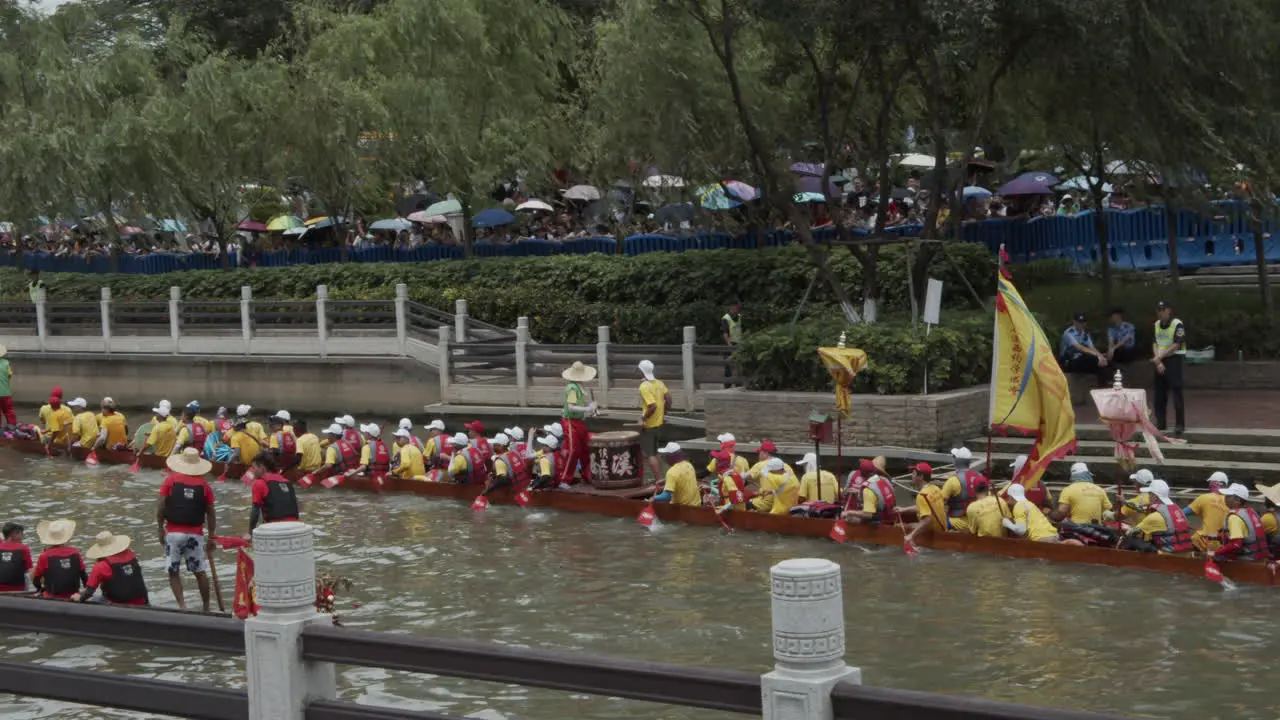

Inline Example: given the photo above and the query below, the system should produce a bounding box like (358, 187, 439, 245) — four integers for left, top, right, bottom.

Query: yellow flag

(990, 275, 1077, 486)
(817, 347, 869, 418)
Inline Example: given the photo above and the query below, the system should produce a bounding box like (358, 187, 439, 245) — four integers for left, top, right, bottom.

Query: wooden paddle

(895, 512, 918, 556)
(207, 545, 226, 613)
(128, 453, 141, 473)
(85, 450, 99, 467)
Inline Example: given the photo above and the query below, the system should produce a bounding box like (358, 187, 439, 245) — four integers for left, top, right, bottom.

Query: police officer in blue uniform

(1152, 300, 1186, 436)
(1059, 312, 1108, 384)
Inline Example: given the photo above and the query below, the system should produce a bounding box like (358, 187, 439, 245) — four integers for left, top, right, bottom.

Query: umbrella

(304, 216, 344, 229)
(997, 172, 1060, 197)
(424, 199, 462, 216)
(793, 192, 827, 204)
(795, 176, 842, 198)
(370, 218, 413, 231)
(563, 185, 601, 201)
(395, 193, 439, 217)
(790, 162, 825, 177)
(237, 220, 268, 233)
(472, 209, 516, 228)
(407, 211, 448, 224)
(118, 226, 144, 236)
(516, 199, 555, 212)
(697, 182, 758, 210)
(962, 186, 993, 199)
(283, 226, 308, 236)
(655, 203, 697, 224)
(265, 215, 305, 231)
(1057, 176, 1113, 193)
(642, 175, 686, 188)
(897, 153, 939, 168)
(153, 218, 187, 233)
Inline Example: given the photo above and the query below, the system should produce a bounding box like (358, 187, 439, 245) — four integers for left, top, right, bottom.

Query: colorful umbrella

(817, 344, 868, 418)
(237, 220, 268, 233)
(472, 209, 516, 228)
(697, 182, 757, 210)
(563, 185, 601, 201)
(265, 215, 305, 231)
(369, 218, 413, 231)
(423, 199, 462, 216)
(790, 162, 825, 177)
(304, 216, 344, 229)
(407, 211, 448, 224)
(642, 175, 686, 188)
(997, 172, 1060, 197)
(516, 199, 555, 212)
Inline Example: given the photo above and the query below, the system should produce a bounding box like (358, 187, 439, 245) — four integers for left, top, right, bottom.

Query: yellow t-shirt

(359, 444, 373, 466)
(296, 434, 323, 472)
(245, 421, 268, 445)
(1226, 512, 1249, 540)
(799, 470, 839, 503)
(718, 472, 746, 511)
(324, 444, 341, 467)
(193, 416, 215, 434)
(639, 379, 669, 429)
(752, 469, 777, 511)
(1262, 511, 1279, 538)
(1134, 510, 1170, 540)
(1014, 500, 1058, 541)
(1189, 493, 1228, 538)
(915, 485, 949, 531)
(71, 411, 99, 446)
(861, 486, 885, 514)
(536, 450, 554, 477)
(146, 417, 179, 457)
(748, 459, 797, 486)
(96, 412, 128, 448)
(1058, 482, 1112, 524)
(38, 404, 74, 443)
(662, 460, 701, 506)
(396, 444, 426, 478)
(448, 452, 470, 479)
(965, 495, 1009, 537)
(1120, 491, 1152, 522)
(227, 430, 260, 464)
(769, 473, 800, 515)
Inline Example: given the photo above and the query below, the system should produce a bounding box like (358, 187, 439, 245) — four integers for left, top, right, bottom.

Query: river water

(0, 449, 1275, 720)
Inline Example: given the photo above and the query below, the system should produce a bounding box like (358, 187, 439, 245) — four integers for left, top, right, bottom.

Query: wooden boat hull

(5, 439, 1275, 588)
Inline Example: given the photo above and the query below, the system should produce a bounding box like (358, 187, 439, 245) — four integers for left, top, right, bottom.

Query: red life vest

(342, 428, 362, 447)
(216, 418, 232, 435)
(435, 441, 453, 469)
(1226, 507, 1270, 561)
(553, 446, 572, 483)
(844, 471, 868, 504)
(333, 440, 359, 471)
(370, 440, 391, 476)
(1021, 482, 1048, 508)
(502, 450, 532, 487)
(868, 476, 898, 524)
(947, 470, 984, 518)
(473, 437, 492, 463)
(721, 472, 746, 506)
(409, 435, 424, 451)
(186, 422, 209, 450)
(275, 430, 297, 457)
(1150, 503, 1195, 553)
(465, 446, 487, 484)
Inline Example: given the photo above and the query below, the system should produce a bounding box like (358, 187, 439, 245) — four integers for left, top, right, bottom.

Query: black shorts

(639, 427, 661, 456)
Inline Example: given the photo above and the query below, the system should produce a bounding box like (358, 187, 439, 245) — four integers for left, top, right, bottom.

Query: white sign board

(923, 278, 944, 325)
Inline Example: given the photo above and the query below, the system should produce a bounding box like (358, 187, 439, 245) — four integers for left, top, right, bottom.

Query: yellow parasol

(817, 336, 868, 418)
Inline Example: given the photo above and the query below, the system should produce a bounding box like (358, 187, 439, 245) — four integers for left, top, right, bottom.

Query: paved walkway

(1076, 389, 1280, 431)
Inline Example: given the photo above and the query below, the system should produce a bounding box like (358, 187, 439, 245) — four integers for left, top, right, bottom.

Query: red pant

(559, 418, 590, 484)
(0, 396, 14, 425)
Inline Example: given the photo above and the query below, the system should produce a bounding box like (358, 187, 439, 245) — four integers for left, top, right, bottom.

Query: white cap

(153, 400, 172, 415)
(658, 441, 681, 455)
(1221, 483, 1252, 501)
(1005, 483, 1027, 503)
(1129, 469, 1154, 485)
(950, 447, 972, 461)
(323, 423, 344, 435)
(424, 419, 445, 432)
(491, 433, 511, 447)
(543, 423, 564, 438)
(448, 432, 469, 447)
(274, 410, 291, 422)
(236, 404, 252, 417)
(505, 427, 524, 441)
(67, 397, 87, 408)
(393, 428, 412, 439)
(716, 432, 736, 444)
(797, 452, 817, 468)
(1069, 462, 1091, 478)
(336, 414, 355, 427)
(1147, 479, 1173, 504)
(766, 457, 785, 472)
(361, 424, 381, 438)
(1010, 455, 1027, 475)
(638, 359, 656, 381)
(102, 396, 114, 406)
(399, 418, 413, 430)
(538, 435, 560, 449)
(1208, 471, 1229, 487)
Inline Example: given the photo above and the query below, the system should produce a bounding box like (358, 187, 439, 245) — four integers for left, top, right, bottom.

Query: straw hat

(0, 344, 7, 358)
(1258, 483, 1280, 506)
(85, 530, 131, 559)
(36, 519, 76, 546)
(165, 447, 212, 476)
(562, 361, 597, 383)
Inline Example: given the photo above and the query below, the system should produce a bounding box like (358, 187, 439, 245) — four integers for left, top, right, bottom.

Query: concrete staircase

(971, 424, 1280, 488)
(1147, 264, 1279, 290)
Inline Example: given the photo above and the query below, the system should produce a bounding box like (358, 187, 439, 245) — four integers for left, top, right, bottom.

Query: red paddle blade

(471, 495, 489, 511)
(128, 459, 141, 473)
(85, 451, 99, 467)
(637, 505, 656, 527)
(729, 490, 745, 505)
(1204, 559, 1224, 584)
(45, 445, 52, 458)
(373, 474, 386, 488)
(320, 475, 341, 489)
(241, 471, 255, 486)
(515, 490, 531, 508)
(216, 470, 228, 483)
(828, 521, 848, 543)
(299, 474, 315, 488)
(903, 540, 919, 557)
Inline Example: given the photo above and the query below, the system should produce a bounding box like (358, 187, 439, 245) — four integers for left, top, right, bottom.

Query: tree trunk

(1092, 200, 1112, 310)
(1251, 216, 1273, 322)
(1163, 203, 1179, 294)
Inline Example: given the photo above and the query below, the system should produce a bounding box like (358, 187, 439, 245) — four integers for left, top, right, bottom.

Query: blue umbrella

(793, 192, 826, 204)
(472, 209, 516, 228)
(370, 218, 413, 231)
(962, 186, 993, 199)
(997, 172, 1060, 196)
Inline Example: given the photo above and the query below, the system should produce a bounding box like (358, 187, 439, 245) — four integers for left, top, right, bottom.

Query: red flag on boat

(1204, 559, 1225, 585)
(85, 451, 99, 467)
(210, 536, 251, 550)
(514, 490, 531, 508)
(637, 503, 656, 527)
(233, 548, 258, 620)
(471, 495, 489, 511)
(320, 475, 341, 489)
(299, 474, 315, 487)
(829, 521, 848, 543)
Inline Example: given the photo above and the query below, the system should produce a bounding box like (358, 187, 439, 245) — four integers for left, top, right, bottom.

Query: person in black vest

(249, 453, 300, 533)
(74, 531, 148, 606)
(32, 519, 85, 599)
(156, 448, 217, 612)
(0, 522, 32, 592)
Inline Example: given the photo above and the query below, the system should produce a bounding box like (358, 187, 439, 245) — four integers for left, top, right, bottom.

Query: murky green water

(0, 449, 1275, 720)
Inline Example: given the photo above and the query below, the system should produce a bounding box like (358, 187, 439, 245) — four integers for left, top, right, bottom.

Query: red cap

(914, 462, 933, 475)
(50, 386, 63, 397)
(859, 459, 878, 475)
(464, 421, 485, 433)
(757, 440, 777, 453)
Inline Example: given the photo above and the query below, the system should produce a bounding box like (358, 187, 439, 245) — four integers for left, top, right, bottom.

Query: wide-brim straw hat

(1258, 483, 1280, 506)
(0, 343, 7, 358)
(165, 447, 212, 476)
(85, 530, 131, 559)
(36, 519, 76, 546)
(562, 361, 598, 382)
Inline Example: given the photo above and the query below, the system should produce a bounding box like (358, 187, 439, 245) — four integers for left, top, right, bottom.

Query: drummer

(561, 361, 597, 485)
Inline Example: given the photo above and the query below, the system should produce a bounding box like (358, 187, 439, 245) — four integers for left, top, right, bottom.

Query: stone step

(983, 437, 1280, 466)
(1003, 424, 1280, 448)
(1193, 264, 1280, 276)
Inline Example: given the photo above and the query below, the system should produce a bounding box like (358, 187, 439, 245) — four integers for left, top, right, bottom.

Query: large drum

(589, 431, 644, 489)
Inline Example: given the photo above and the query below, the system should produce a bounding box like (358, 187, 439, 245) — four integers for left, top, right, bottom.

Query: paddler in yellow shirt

(1185, 472, 1229, 552)
(747, 440, 796, 511)
(1256, 483, 1280, 554)
(795, 453, 839, 504)
(293, 420, 323, 473)
(37, 388, 73, 447)
(1009, 454, 1054, 509)
(751, 458, 799, 515)
(529, 435, 559, 490)
(1119, 469, 1155, 524)
(94, 397, 128, 451)
(236, 404, 268, 445)
(705, 433, 751, 476)
(963, 479, 1010, 538)
(711, 470, 747, 514)
(1054, 463, 1112, 525)
(225, 417, 261, 465)
(653, 442, 701, 506)
(906, 463, 948, 545)
(1000, 482, 1059, 542)
(391, 428, 425, 479)
(137, 400, 178, 458)
(65, 397, 97, 450)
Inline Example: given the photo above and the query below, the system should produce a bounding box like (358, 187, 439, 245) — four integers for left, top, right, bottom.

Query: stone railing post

(240, 285, 252, 355)
(454, 299, 469, 343)
(34, 287, 47, 352)
(316, 285, 328, 359)
(681, 325, 697, 412)
(100, 287, 112, 354)
(437, 326, 451, 402)
(394, 283, 408, 356)
(169, 286, 181, 354)
(244, 521, 336, 720)
(762, 558, 860, 720)
(515, 317, 530, 407)
(596, 325, 610, 409)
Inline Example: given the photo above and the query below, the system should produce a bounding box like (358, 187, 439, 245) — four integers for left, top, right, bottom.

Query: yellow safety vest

(1153, 319, 1185, 356)
(27, 280, 45, 303)
(722, 313, 743, 344)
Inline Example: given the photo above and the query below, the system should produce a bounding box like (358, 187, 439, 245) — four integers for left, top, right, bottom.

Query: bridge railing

(0, 521, 1129, 720)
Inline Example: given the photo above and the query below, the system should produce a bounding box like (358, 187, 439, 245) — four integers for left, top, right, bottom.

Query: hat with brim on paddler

(85, 530, 131, 560)
(562, 361, 597, 383)
(1257, 483, 1280, 506)
(165, 447, 212, 476)
(36, 519, 76, 546)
